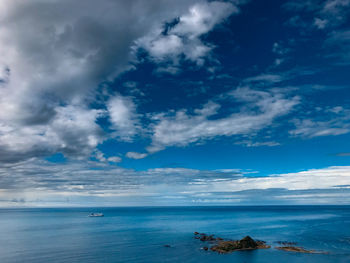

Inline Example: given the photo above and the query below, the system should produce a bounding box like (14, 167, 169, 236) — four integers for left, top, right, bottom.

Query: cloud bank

(1, 159, 349, 206)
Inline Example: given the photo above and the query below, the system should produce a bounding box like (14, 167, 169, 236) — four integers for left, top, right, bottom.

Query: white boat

(88, 213, 104, 217)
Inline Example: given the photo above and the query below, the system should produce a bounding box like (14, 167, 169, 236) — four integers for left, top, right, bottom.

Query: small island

(194, 232, 326, 254)
(211, 236, 270, 254)
(194, 233, 269, 254)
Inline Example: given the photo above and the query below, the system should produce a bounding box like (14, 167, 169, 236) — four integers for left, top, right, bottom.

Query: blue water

(0, 206, 350, 263)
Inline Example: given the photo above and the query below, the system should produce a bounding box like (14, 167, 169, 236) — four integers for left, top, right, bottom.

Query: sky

(0, 0, 350, 207)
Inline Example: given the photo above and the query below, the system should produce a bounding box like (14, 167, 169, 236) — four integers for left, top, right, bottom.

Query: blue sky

(0, 0, 350, 206)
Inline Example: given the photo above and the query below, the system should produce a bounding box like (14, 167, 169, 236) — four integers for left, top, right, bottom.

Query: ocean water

(0, 206, 350, 263)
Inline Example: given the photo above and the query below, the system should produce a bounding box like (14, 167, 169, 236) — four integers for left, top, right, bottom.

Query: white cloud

(107, 95, 139, 140)
(147, 88, 299, 152)
(172, 2, 239, 36)
(143, 34, 184, 59)
(126, 152, 148, 159)
(249, 166, 350, 190)
(93, 150, 122, 163)
(134, 1, 239, 71)
(107, 156, 122, 163)
(290, 119, 350, 137)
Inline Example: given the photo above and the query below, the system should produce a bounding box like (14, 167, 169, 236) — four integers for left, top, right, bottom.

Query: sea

(0, 206, 350, 263)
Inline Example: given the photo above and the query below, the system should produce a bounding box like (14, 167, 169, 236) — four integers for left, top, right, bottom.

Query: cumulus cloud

(0, 105, 104, 162)
(93, 150, 122, 163)
(147, 88, 299, 152)
(0, 0, 211, 162)
(134, 1, 240, 72)
(107, 95, 140, 140)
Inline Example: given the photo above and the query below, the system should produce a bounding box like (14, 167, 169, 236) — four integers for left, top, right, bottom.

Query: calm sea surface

(0, 206, 350, 263)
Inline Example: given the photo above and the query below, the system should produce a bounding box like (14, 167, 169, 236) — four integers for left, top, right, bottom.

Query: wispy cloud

(335, 152, 350, 156)
(147, 87, 299, 152)
(284, 0, 350, 30)
(290, 106, 350, 138)
(126, 152, 148, 159)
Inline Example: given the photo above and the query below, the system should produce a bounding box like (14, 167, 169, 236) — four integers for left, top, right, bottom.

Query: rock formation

(210, 236, 270, 254)
(194, 232, 326, 254)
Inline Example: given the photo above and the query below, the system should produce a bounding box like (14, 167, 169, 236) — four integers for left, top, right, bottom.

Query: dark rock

(200, 234, 216, 242)
(194, 232, 220, 242)
(194, 232, 326, 255)
(210, 236, 270, 254)
(275, 246, 327, 254)
(240, 236, 258, 249)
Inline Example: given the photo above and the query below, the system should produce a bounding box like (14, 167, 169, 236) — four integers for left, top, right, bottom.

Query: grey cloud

(0, 0, 204, 163)
(1, 159, 350, 206)
(0, 159, 243, 193)
(0, 105, 105, 162)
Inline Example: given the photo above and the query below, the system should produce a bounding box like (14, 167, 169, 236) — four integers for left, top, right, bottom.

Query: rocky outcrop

(210, 236, 270, 254)
(194, 232, 219, 242)
(275, 246, 326, 254)
(194, 232, 326, 254)
(194, 233, 270, 254)
(200, 234, 216, 242)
